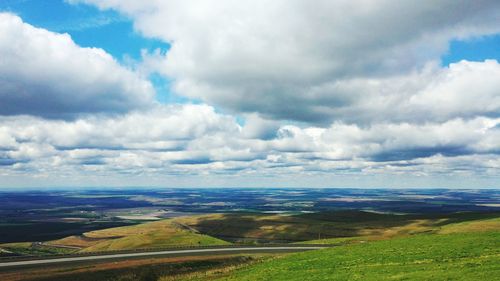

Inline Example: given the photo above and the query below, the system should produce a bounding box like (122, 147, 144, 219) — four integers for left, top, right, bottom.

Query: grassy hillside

(212, 231, 500, 281)
(6, 210, 497, 255)
(0, 242, 75, 256)
(158, 212, 499, 281)
(53, 219, 230, 252)
(172, 210, 500, 243)
(1, 219, 230, 255)
(438, 216, 500, 234)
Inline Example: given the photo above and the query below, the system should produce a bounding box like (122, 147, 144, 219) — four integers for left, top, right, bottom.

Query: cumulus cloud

(240, 114, 281, 140)
(0, 104, 238, 151)
(1, 2, 499, 187)
(0, 103, 498, 184)
(74, 0, 500, 123)
(0, 13, 155, 118)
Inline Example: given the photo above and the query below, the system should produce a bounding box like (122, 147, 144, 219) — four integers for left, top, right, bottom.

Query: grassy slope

(203, 215, 500, 281)
(171, 211, 414, 243)
(215, 231, 500, 281)
(75, 219, 230, 252)
(299, 215, 500, 245)
(51, 210, 395, 251)
(4, 210, 499, 255)
(2, 218, 229, 255)
(438, 217, 500, 234)
(9, 211, 499, 254)
(173, 211, 500, 243)
(0, 242, 75, 256)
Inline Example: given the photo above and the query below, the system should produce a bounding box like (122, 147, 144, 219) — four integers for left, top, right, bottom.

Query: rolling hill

(48, 219, 230, 252)
(178, 214, 499, 281)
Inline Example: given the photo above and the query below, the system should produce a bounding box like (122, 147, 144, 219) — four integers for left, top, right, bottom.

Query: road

(0, 246, 326, 269)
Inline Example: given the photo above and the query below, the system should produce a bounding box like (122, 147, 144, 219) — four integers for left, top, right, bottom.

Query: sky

(0, 0, 499, 188)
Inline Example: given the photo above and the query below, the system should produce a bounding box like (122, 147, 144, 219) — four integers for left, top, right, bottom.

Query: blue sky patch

(442, 34, 500, 66)
(0, 0, 169, 61)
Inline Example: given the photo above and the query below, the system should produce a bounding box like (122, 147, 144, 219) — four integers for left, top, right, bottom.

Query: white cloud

(0, 104, 238, 150)
(240, 114, 281, 140)
(407, 60, 500, 121)
(1, 3, 499, 187)
(74, 0, 500, 123)
(0, 104, 498, 185)
(0, 13, 155, 118)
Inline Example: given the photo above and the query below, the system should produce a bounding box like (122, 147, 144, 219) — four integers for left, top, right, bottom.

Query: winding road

(0, 246, 326, 269)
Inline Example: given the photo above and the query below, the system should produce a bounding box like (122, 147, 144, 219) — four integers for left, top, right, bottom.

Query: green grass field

(157, 212, 499, 281)
(0, 242, 76, 256)
(211, 231, 499, 281)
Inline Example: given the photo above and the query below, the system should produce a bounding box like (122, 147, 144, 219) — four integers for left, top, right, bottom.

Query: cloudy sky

(0, 0, 499, 188)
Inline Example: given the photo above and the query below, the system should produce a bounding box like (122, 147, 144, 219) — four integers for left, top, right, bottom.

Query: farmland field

(1, 188, 498, 244)
(0, 188, 498, 281)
